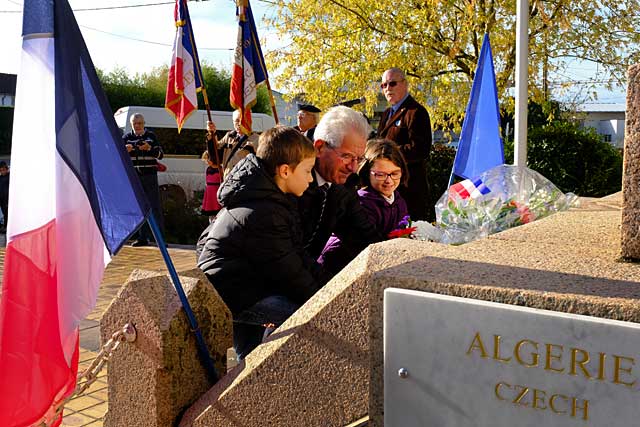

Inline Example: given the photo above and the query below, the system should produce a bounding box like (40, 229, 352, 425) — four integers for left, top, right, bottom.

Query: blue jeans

(233, 295, 299, 360)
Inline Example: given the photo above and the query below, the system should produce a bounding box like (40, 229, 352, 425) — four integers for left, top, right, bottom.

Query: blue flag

(452, 33, 504, 180)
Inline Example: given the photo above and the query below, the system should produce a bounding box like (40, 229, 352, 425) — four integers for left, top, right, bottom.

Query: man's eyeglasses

(370, 170, 402, 181)
(380, 79, 404, 89)
(328, 145, 365, 164)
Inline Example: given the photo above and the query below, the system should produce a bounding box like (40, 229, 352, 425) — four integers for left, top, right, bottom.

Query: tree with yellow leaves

(265, 0, 640, 130)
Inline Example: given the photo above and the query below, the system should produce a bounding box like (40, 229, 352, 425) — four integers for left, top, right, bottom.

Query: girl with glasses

(318, 139, 410, 273)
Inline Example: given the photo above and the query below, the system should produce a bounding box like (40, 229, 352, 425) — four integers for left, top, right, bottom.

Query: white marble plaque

(384, 288, 640, 427)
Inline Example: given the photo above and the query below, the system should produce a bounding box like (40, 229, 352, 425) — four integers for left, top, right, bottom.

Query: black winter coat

(298, 171, 385, 261)
(197, 154, 322, 315)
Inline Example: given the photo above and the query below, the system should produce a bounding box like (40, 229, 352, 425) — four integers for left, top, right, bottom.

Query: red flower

(388, 226, 417, 239)
(516, 205, 535, 224)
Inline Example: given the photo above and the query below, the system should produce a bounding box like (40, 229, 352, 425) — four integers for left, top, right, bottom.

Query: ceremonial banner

(165, 0, 204, 132)
(0, 1, 149, 424)
(230, 0, 268, 135)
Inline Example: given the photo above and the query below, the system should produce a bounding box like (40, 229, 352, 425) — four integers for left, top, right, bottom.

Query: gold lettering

(513, 386, 530, 406)
(495, 382, 510, 401)
(532, 388, 547, 410)
(493, 335, 512, 363)
(515, 339, 539, 367)
(544, 343, 564, 373)
(613, 355, 636, 387)
(549, 394, 568, 414)
(571, 398, 589, 421)
(569, 348, 593, 379)
(466, 332, 488, 358)
(597, 352, 606, 381)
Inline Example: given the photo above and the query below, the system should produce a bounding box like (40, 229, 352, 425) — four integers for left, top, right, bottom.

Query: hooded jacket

(198, 154, 322, 315)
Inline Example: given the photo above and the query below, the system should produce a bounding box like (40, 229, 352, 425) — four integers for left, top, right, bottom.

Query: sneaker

(131, 239, 149, 247)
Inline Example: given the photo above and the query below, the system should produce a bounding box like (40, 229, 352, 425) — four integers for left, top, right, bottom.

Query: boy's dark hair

(358, 139, 409, 186)
(257, 126, 316, 176)
(0, 161, 7, 169)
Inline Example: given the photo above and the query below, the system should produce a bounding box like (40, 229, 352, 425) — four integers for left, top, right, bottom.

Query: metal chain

(36, 323, 137, 427)
(75, 322, 137, 395)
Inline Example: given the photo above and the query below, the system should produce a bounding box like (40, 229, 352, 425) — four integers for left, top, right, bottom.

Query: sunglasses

(380, 79, 404, 89)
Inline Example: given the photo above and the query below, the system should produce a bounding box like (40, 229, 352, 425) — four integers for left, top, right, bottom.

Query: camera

(136, 138, 152, 146)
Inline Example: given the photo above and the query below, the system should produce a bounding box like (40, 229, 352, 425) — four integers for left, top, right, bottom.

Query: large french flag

(0, 1, 149, 425)
(230, 0, 268, 135)
(165, 0, 203, 133)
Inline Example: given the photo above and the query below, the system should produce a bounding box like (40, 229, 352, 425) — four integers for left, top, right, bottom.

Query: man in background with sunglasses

(377, 67, 433, 220)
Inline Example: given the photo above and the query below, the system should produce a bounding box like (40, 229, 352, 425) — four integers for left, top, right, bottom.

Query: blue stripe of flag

(178, 0, 203, 90)
(241, 0, 267, 85)
(22, 0, 53, 36)
(52, 0, 149, 254)
(472, 178, 491, 195)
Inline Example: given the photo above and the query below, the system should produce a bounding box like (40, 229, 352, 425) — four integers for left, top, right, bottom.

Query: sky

(0, 0, 283, 81)
(0, 0, 627, 103)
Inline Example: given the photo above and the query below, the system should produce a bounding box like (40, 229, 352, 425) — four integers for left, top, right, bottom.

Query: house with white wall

(574, 103, 625, 148)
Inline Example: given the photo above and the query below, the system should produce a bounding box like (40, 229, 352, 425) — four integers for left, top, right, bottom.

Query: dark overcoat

(377, 95, 433, 220)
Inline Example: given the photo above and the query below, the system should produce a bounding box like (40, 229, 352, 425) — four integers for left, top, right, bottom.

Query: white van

(114, 106, 276, 195)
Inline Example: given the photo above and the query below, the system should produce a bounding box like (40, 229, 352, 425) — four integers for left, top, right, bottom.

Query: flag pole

(264, 79, 280, 124)
(251, 29, 279, 124)
(447, 171, 456, 189)
(247, 0, 279, 124)
(147, 213, 219, 383)
(184, 3, 224, 181)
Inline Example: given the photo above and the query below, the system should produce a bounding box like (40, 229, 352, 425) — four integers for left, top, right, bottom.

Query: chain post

(36, 323, 137, 427)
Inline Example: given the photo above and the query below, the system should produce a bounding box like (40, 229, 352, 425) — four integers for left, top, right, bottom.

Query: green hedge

(504, 122, 622, 197)
(161, 185, 210, 245)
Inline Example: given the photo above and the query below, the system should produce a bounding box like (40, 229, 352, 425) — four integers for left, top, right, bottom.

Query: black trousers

(136, 172, 163, 242)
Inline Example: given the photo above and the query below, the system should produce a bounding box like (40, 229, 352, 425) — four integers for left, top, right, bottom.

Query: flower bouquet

(433, 164, 578, 245)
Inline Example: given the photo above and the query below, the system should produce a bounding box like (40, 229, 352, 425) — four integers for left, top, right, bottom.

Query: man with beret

(295, 104, 321, 141)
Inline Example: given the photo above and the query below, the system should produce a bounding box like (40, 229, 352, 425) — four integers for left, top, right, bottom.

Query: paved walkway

(0, 242, 198, 427)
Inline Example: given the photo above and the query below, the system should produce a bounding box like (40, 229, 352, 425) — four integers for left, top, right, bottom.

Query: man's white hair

(130, 113, 145, 123)
(314, 106, 370, 148)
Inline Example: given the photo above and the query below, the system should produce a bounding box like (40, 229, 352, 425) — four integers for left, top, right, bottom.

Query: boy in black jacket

(198, 126, 322, 359)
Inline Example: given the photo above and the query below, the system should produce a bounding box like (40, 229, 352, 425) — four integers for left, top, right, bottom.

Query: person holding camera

(123, 113, 164, 246)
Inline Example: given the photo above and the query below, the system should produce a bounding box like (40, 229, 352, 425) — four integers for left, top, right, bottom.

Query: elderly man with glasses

(377, 67, 433, 220)
(298, 106, 384, 267)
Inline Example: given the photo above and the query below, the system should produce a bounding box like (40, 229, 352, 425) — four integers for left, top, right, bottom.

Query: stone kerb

(100, 268, 232, 427)
(179, 195, 640, 427)
(179, 254, 372, 427)
(622, 64, 640, 259)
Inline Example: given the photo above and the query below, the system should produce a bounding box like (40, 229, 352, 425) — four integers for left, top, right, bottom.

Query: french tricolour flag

(230, 0, 268, 135)
(0, 1, 149, 425)
(449, 178, 491, 200)
(165, 0, 203, 133)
